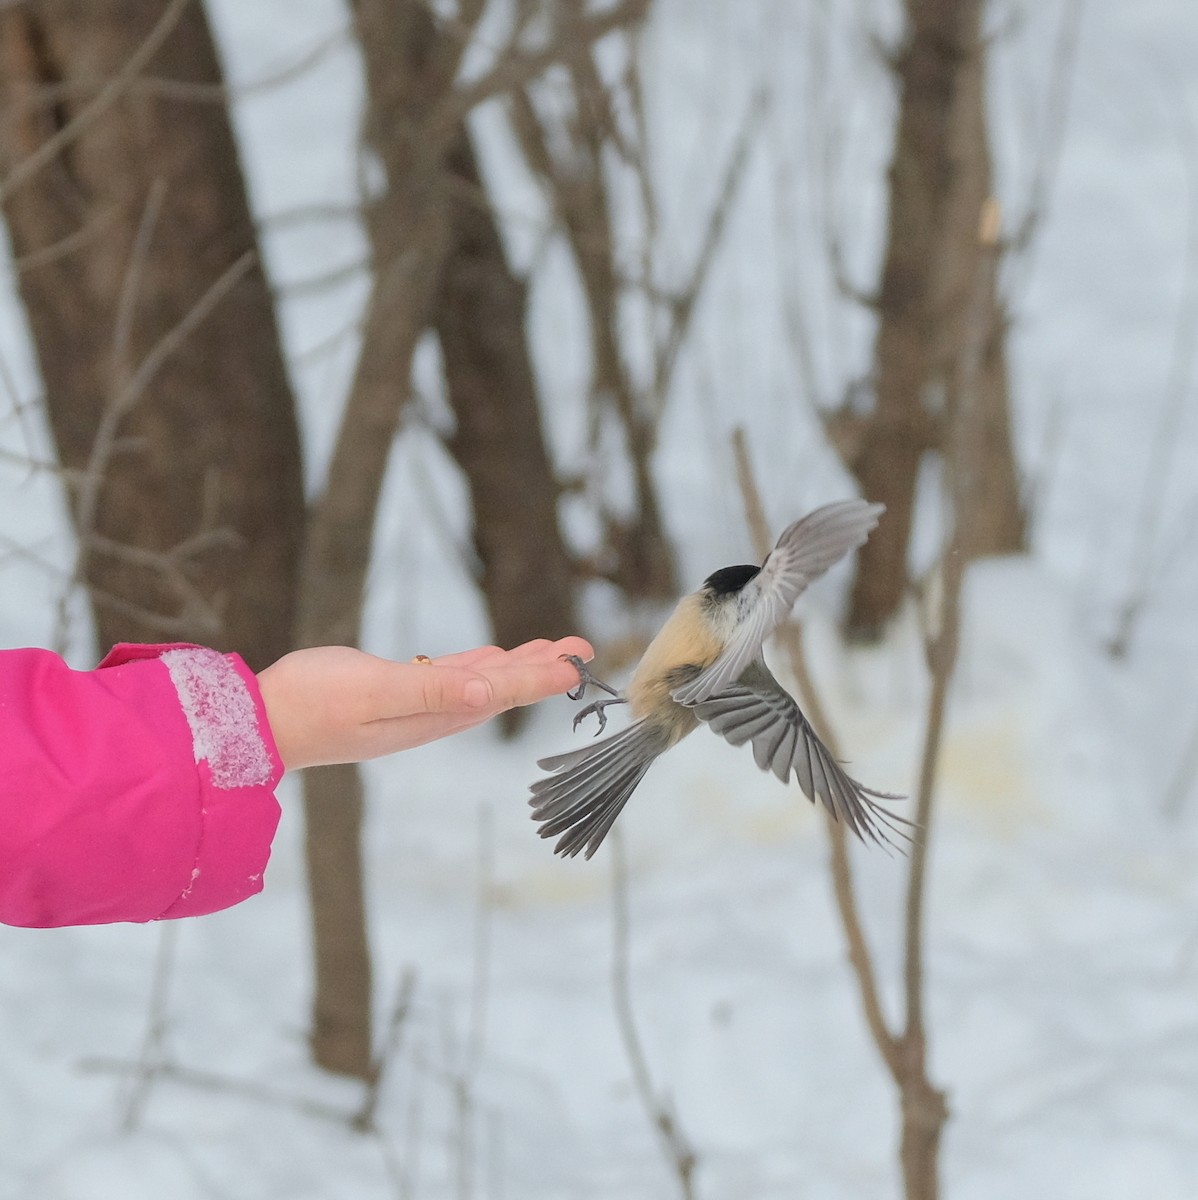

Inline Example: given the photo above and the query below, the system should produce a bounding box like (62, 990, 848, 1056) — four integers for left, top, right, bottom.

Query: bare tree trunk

(933, 9, 1023, 561)
(296, 206, 450, 1074)
(300, 762, 372, 1079)
(843, 0, 1020, 638)
(302, 0, 646, 1078)
(0, 0, 304, 668)
(296, 0, 478, 1079)
(435, 127, 578, 682)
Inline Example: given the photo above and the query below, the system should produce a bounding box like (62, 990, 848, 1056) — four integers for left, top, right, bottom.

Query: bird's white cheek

(709, 595, 747, 644)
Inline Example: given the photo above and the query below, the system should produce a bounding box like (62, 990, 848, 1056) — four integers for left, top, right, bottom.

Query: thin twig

(57, 218, 254, 647)
(447, 0, 650, 126)
(6, 205, 121, 275)
(0, 445, 78, 478)
(109, 180, 167, 400)
(72, 247, 256, 553)
(83, 1055, 355, 1126)
(1107, 95, 1198, 658)
(650, 87, 768, 416)
(54, 182, 167, 649)
(1006, 0, 1084, 259)
(119, 923, 179, 1132)
(10, 27, 351, 111)
(610, 829, 699, 1200)
(355, 967, 419, 1132)
(466, 804, 494, 1077)
(1163, 709, 1198, 819)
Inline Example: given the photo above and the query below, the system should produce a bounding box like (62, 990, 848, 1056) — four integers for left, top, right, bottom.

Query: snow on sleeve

(160, 647, 274, 789)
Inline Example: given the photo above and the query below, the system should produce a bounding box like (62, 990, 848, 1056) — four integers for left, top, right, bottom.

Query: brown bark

(0, 0, 304, 669)
(295, 176, 452, 1073)
(844, 0, 1021, 639)
(898, 1042, 950, 1200)
(508, 7, 677, 602)
(734, 428, 950, 1200)
(932, 13, 1023, 561)
(435, 128, 578, 680)
(301, 762, 373, 1081)
(295, 0, 459, 1080)
(301, 0, 643, 1078)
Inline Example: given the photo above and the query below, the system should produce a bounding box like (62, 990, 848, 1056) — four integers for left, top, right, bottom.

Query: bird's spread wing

(671, 499, 885, 706)
(689, 681, 909, 850)
(530, 720, 671, 859)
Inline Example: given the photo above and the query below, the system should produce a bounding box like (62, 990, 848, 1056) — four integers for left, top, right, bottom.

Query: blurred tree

(508, 1, 679, 603)
(0, 0, 641, 1089)
(295, 0, 463, 1079)
(435, 127, 578, 693)
(302, 0, 638, 1078)
(830, 0, 1024, 640)
(0, 0, 305, 670)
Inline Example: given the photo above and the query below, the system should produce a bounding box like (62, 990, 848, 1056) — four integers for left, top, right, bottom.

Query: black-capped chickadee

(530, 499, 906, 858)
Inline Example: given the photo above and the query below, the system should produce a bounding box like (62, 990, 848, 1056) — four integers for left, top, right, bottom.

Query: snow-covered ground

(2, 1, 1198, 1197)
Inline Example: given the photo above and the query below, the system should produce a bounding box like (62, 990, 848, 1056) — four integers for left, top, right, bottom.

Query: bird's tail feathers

(531, 720, 669, 859)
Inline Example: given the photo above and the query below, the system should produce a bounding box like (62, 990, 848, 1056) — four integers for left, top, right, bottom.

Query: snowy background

(2, 1, 1198, 1197)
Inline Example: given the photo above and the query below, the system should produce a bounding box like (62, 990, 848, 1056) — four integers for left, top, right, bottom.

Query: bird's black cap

(702, 563, 760, 596)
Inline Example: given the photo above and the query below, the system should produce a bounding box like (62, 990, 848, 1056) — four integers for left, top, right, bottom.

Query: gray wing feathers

(768, 499, 886, 586)
(691, 685, 908, 849)
(672, 500, 884, 706)
(531, 720, 669, 859)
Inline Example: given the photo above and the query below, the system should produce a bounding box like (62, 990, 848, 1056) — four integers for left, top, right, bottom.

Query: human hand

(257, 638, 594, 771)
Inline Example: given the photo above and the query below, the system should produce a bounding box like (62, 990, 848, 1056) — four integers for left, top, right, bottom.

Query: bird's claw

(560, 655, 626, 736)
(561, 654, 619, 703)
(572, 698, 622, 736)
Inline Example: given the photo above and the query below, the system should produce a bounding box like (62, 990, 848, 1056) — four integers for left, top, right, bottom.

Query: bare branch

(448, 0, 650, 125)
(7, 26, 351, 111)
(354, 967, 419, 1132)
(1107, 95, 1198, 658)
(60, 239, 255, 648)
(73, 247, 256, 552)
(120, 923, 179, 1132)
(83, 1055, 355, 1126)
(0, 0, 193, 205)
(6, 205, 121, 274)
(1164, 710, 1198, 819)
(730, 427, 901, 1075)
(465, 804, 494, 1078)
(109, 179, 167, 397)
(0, 444, 78, 478)
(650, 88, 768, 415)
(1006, 0, 1084, 258)
(610, 830, 699, 1199)
(273, 255, 371, 301)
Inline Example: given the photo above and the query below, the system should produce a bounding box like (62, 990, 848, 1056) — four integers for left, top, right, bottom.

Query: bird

(529, 499, 906, 859)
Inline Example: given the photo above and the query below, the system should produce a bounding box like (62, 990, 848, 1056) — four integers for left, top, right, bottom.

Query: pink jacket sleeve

(0, 643, 283, 928)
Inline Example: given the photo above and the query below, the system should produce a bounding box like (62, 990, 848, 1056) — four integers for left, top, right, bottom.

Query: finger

(410, 652, 586, 715)
(506, 636, 594, 665)
(436, 637, 593, 668)
(427, 646, 504, 669)
(359, 661, 495, 717)
(475, 656, 595, 712)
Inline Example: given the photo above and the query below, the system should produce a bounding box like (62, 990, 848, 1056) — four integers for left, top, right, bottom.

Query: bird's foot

(572, 696, 628, 737)
(561, 654, 620, 703)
